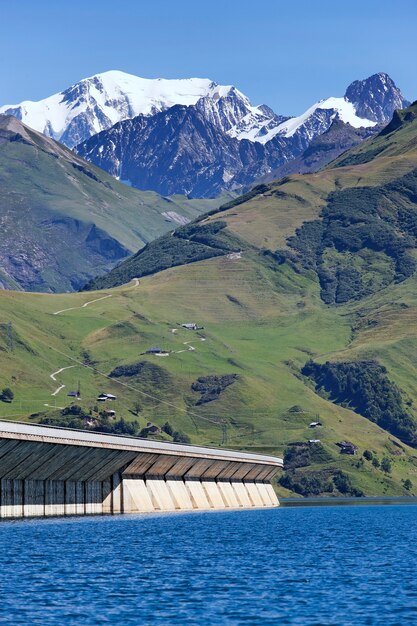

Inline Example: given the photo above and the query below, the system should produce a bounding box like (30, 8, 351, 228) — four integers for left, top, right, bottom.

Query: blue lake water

(0, 505, 416, 625)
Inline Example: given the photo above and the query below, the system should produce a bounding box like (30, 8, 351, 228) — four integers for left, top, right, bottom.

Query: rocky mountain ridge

(0, 70, 283, 149)
(2, 71, 409, 197)
(75, 104, 295, 197)
(75, 73, 409, 197)
(76, 74, 407, 197)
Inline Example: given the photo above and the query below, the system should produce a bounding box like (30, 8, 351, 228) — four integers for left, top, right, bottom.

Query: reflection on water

(0, 506, 416, 625)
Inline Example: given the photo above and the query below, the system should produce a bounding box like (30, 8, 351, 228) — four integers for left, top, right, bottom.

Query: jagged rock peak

(345, 72, 410, 123)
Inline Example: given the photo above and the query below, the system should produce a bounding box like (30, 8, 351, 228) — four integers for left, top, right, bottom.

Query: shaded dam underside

(0, 422, 283, 519)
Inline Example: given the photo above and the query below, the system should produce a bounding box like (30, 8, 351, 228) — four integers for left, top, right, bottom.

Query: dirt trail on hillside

(174, 338, 206, 354)
(53, 294, 113, 315)
(50, 365, 76, 396)
(44, 278, 142, 407)
(52, 278, 140, 315)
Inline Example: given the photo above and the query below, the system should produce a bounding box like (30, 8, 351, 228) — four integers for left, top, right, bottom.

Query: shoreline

(280, 496, 417, 507)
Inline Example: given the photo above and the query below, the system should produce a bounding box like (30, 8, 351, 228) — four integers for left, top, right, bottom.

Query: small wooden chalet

(337, 441, 358, 455)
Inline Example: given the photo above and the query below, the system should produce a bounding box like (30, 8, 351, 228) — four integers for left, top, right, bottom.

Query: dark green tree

(62, 404, 83, 416)
(162, 421, 174, 436)
(381, 457, 392, 473)
(173, 431, 191, 444)
(1, 387, 14, 403)
(363, 449, 373, 461)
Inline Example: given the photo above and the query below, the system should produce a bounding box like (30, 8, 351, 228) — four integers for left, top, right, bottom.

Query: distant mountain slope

(331, 100, 417, 167)
(75, 105, 294, 197)
(212, 103, 417, 307)
(82, 220, 243, 291)
(75, 72, 409, 197)
(262, 119, 380, 180)
(0, 115, 220, 292)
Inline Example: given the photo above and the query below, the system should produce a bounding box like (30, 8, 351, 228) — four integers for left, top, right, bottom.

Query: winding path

(53, 294, 113, 316)
(175, 338, 206, 354)
(50, 365, 76, 396)
(45, 277, 142, 405)
(52, 278, 140, 315)
(44, 403, 65, 410)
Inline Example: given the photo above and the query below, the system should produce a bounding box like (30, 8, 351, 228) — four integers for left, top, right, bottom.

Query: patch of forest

(284, 169, 417, 303)
(191, 374, 239, 405)
(302, 359, 417, 446)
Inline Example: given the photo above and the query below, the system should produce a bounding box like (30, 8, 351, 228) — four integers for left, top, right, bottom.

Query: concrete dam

(0, 421, 283, 518)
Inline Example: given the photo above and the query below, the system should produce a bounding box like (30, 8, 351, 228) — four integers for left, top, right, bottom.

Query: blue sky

(2, 0, 416, 115)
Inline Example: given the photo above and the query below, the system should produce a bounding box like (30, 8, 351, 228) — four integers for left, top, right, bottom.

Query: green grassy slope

(0, 115, 224, 292)
(1, 103, 417, 497)
(330, 100, 417, 167)
(1, 250, 417, 497)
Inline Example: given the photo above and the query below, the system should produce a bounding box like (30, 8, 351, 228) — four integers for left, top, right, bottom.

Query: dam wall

(0, 421, 282, 519)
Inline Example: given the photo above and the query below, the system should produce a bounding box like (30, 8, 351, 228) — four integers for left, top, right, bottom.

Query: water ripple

(0, 506, 416, 625)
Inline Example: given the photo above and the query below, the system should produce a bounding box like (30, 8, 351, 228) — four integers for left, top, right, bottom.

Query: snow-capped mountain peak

(232, 72, 408, 146)
(0, 70, 236, 147)
(273, 96, 378, 142)
(194, 85, 286, 137)
(2, 70, 406, 152)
